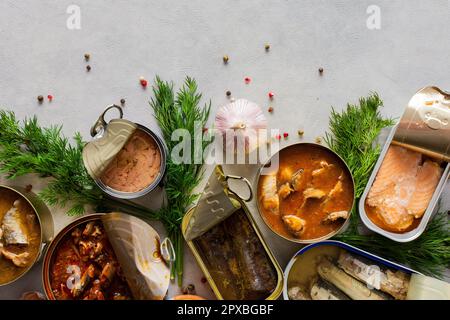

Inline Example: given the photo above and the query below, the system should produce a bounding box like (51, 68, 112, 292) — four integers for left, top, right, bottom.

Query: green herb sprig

(326, 93, 450, 277)
(150, 76, 213, 286)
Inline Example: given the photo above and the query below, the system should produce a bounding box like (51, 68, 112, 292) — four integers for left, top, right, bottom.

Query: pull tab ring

(225, 175, 253, 202)
(90, 104, 124, 137)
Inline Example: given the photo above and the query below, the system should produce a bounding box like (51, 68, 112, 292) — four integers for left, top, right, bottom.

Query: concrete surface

(0, 0, 449, 299)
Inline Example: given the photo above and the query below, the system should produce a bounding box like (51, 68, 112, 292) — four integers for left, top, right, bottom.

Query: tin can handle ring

(225, 175, 253, 202)
(90, 104, 124, 137)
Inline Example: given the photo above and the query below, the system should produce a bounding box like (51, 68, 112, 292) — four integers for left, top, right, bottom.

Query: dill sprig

(150, 76, 213, 286)
(0, 110, 160, 219)
(326, 94, 450, 277)
(0, 110, 103, 215)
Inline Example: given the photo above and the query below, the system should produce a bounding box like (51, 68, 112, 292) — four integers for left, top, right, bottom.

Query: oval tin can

(283, 240, 418, 300)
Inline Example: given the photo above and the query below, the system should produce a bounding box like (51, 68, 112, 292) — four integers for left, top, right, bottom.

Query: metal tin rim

(0, 185, 45, 287)
(358, 126, 450, 242)
(93, 123, 167, 199)
(42, 213, 106, 299)
(182, 203, 284, 300)
(254, 142, 356, 244)
(282, 240, 420, 300)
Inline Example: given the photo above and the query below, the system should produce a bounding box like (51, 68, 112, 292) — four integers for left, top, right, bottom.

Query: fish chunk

(1, 200, 29, 245)
(367, 146, 421, 208)
(407, 160, 442, 218)
(317, 258, 390, 300)
(0, 249, 30, 267)
(310, 277, 350, 300)
(366, 146, 422, 231)
(288, 285, 311, 300)
(282, 215, 306, 237)
(338, 251, 410, 300)
(260, 175, 279, 214)
(292, 169, 307, 192)
(303, 188, 326, 200)
(278, 182, 293, 199)
(322, 211, 348, 224)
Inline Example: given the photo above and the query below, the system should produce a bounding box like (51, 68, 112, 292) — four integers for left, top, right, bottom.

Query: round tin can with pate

(82, 105, 167, 200)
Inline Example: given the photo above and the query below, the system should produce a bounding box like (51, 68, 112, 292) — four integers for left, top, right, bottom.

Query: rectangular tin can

(182, 195, 284, 300)
(359, 87, 450, 242)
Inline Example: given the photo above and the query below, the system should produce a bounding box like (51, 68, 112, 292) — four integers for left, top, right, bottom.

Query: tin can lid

(82, 118, 137, 179)
(183, 166, 252, 241)
(393, 86, 450, 161)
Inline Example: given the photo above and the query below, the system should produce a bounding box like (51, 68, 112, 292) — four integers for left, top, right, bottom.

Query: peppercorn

(315, 136, 322, 144)
(25, 184, 33, 192)
(84, 53, 90, 61)
(226, 90, 231, 97)
(86, 65, 91, 72)
(200, 277, 207, 284)
(283, 132, 289, 139)
(47, 94, 53, 102)
(318, 67, 324, 75)
(275, 134, 281, 140)
(223, 55, 229, 64)
(244, 77, 251, 84)
(265, 43, 270, 51)
(37, 95, 44, 103)
(268, 107, 274, 113)
(298, 130, 304, 136)
(120, 98, 126, 105)
(268, 92, 275, 99)
(139, 77, 148, 87)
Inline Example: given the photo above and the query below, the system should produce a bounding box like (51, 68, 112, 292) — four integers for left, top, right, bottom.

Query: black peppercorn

(86, 65, 91, 72)
(226, 91, 231, 97)
(37, 95, 44, 103)
(318, 67, 324, 75)
(120, 98, 126, 105)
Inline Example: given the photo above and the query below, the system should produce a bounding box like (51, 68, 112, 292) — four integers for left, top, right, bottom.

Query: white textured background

(0, 0, 449, 299)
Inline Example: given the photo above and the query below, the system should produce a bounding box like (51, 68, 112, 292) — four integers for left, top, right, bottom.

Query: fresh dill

(326, 93, 450, 277)
(150, 76, 213, 286)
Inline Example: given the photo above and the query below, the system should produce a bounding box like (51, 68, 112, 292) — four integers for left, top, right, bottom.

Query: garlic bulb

(215, 99, 267, 153)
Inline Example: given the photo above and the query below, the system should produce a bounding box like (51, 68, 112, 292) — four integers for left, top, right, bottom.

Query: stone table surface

(0, 0, 449, 299)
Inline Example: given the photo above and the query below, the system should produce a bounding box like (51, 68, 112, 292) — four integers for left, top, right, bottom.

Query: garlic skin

(215, 99, 267, 153)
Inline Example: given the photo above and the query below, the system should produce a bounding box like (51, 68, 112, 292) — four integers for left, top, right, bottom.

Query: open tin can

(254, 143, 355, 244)
(0, 185, 53, 287)
(359, 87, 450, 242)
(181, 166, 284, 300)
(42, 212, 171, 300)
(284, 240, 449, 300)
(83, 105, 167, 199)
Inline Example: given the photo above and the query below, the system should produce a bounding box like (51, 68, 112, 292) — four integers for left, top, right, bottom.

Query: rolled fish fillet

(337, 251, 410, 300)
(317, 258, 390, 300)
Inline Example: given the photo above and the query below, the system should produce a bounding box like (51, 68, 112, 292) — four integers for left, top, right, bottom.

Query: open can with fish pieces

(0, 185, 53, 286)
(359, 87, 450, 242)
(255, 143, 355, 244)
(42, 213, 171, 300)
(83, 105, 167, 199)
(284, 240, 419, 300)
(181, 166, 284, 300)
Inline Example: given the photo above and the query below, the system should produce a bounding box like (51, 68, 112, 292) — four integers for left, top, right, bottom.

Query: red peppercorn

(47, 95, 53, 101)
(140, 78, 148, 87)
(275, 134, 281, 140)
(201, 277, 207, 283)
(268, 92, 275, 99)
(244, 77, 251, 84)
(283, 132, 289, 139)
(268, 107, 274, 113)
